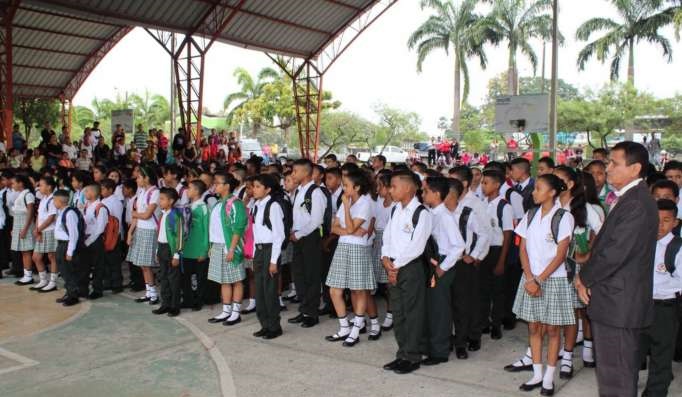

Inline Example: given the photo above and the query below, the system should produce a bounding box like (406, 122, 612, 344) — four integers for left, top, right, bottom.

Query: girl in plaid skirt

(512, 174, 575, 395)
(325, 170, 374, 347)
(127, 166, 161, 305)
(555, 167, 604, 377)
(12, 175, 36, 286)
(31, 177, 59, 292)
(207, 172, 248, 326)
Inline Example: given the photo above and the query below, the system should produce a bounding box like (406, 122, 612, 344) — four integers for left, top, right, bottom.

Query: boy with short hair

(182, 180, 210, 311)
(81, 184, 108, 299)
(101, 178, 124, 293)
(53, 189, 81, 306)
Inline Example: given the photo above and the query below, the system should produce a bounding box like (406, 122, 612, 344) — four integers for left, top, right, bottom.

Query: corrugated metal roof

(6, 0, 388, 100)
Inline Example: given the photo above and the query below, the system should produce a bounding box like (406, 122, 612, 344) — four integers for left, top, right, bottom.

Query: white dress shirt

(5, 189, 19, 217)
(486, 194, 514, 247)
(83, 199, 108, 247)
(13, 189, 35, 214)
(430, 203, 465, 271)
(461, 190, 492, 245)
(135, 187, 160, 230)
(209, 201, 226, 245)
(499, 183, 525, 221)
(330, 187, 343, 216)
(454, 202, 490, 261)
(174, 183, 190, 207)
(515, 202, 574, 278)
(381, 196, 433, 269)
(653, 233, 682, 300)
(292, 181, 326, 239)
(373, 198, 395, 231)
(252, 195, 285, 264)
(336, 194, 372, 246)
(55, 207, 79, 257)
(37, 193, 57, 231)
(158, 210, 169, 243)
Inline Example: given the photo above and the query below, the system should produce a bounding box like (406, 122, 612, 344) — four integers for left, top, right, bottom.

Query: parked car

(240, 138, 263, 159)
(356, 145, 409, 164)
(413, 142, 432, 160)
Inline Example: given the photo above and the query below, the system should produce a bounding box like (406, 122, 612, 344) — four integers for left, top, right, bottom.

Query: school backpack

(390, 204, 439, 287)
(303, 184, 332, 236)
(61, 206, 86, 249)
(458, 206, 478, 251)
(94, 204, 120, 252)
(225, 196, 254, 260)
(664, 236, 682, 275)
(203, 193, 218, 209)
(525, 206, 567, 244)
(263, 190, 293, 250)
(495, 199, 509, 231)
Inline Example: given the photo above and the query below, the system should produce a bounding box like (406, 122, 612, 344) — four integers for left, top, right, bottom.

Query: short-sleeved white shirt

(515, 202, 574, 278)
(12, 190, 35, 214)
(37, 193, 57, 231)
(486, 195, 514, 247)
(135, 186, 160, 230)
(337, 194, 372, 246)
(373, 198, 394, 231)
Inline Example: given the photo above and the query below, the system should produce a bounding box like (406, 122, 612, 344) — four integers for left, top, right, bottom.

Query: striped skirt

(126, 227, 158, 267)
(34, 230, 57, 253)
(326, 243, 376, 290)
(512, 275, 576, 326)
(11, 212, 35, 252)
(372, 230, 388, 284)
(207, 243, 245, 284)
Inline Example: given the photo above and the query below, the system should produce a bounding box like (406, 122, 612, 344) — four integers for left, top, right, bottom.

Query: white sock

(576, 319, 584, 343)
(145, 284, 151, 298)
(543, 365, 555, 389)
(559, 347, 566, 358)
(370, 317, 380, 335)
(227, 303, 241, 321)
(514, 347, 533, 367)
(347, 315, 364, 341)
(527, 363, 543, 384)
(42, 273, 58, 290)
(561, 350, 573, 373)
(34, 271, 48, 288)
(382, 312, 393, 328)
(19, 269, 33, 282)
(149, 286, 158, 299)
(245, 299, 256, 311)
(583, 339, 594, 362)
(214, 304, 232, 320)
(336, 317, 350, 337)
(50, 272, 58, 282)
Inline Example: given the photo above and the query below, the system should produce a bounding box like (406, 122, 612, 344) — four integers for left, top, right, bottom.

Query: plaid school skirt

(326, 243, 376, 291)
(11, 212, 35, 252)
(571, 264, 586, 309)
(34, 230, 57, 253)
(207, 243, 246, 284)
(126, 227, 158, 268)
(512, 275, 576, 326)
(372, 230, 389, 284)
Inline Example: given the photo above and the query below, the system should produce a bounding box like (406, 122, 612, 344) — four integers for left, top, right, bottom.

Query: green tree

(408, 0, 489, 136)
(576, 0, 673, 84)
(13, 98, 60, 143)
(479, 0, 557, 95)
(370, 105, 427, 153)
(223, 66, 279, 136)
(130, 90, 170, 128)
(317, 111, 374, 159)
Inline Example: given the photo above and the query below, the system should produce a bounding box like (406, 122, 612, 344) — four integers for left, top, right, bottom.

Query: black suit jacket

(580, 181, 657, 329)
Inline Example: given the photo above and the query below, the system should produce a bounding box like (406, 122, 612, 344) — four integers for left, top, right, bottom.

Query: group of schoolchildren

(4, 146, 681, 396)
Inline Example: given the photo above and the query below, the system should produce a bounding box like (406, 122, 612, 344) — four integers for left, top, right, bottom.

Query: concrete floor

(1, 278, 681, 397)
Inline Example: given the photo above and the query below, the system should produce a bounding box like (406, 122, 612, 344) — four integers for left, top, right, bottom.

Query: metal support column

(0, 2, 17, 148)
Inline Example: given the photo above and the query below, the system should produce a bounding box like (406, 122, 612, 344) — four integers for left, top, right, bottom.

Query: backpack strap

(263, 198, 274, 230)
(665, 236, 682, 275)
(496, 199, 508, 231)
(303, 184, 319, 214)
(526, 206, 540, 228)
(550, 209, 567, 244)
(459, 207, 472, 243)
(336, 190, 343, 210)
(411, 205, 426, 240)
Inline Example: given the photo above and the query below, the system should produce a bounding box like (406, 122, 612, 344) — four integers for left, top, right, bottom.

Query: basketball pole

(548, 0, 559, 160)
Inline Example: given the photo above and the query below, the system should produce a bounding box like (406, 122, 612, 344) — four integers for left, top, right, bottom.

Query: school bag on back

(94, 204, 120, 252)
(61, 206, 86, 250)
(263, 190, 293, 250)
(304, 185, 332, 236)
(390, 204, 439, 287)
(525, 206, 569, 278)
(225, 196, 255, 260)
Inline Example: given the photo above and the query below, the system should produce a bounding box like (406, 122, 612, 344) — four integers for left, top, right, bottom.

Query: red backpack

(95, 204, 120, 252)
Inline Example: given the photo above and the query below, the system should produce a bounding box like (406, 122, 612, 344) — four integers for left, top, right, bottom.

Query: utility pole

(541, 41, 546, 94)
(548, 0, 559, 159)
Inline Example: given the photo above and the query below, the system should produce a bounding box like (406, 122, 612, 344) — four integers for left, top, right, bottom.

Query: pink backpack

(224, 196, 255, 260)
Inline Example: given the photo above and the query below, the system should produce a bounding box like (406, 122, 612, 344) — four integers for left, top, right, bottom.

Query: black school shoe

(383, 359, 406, 371)
(167, 308, 180, 317)
(540, 384, 555, 396)
(393, 360, 420, 375)
(301, 316, 319, 328)
(455, 348, 468, 360)
(62, 296, 80, 307)
(368, 330, 382, 341)
(490, 325, 502, 340)
(421, 357, 448, 366)
(519, 381, 542, 392)
(262, 329, 283, 340)
(467, 339, 481, 351)
(288, 313, 305, 324)
(88, 292, 103, 300)
(152, 306, 171, 315)
(253, 329, 267, 337)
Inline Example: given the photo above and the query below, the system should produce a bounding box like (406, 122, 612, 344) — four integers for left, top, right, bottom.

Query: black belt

(256, 243, 272, 249)
(653, 297, 679, 306)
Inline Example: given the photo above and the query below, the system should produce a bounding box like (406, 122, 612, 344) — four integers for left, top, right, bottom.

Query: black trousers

(104, 240, 123, 290)
(157, 243, 181, 310)
(503, 244, 521, 322)
(254, 244, 281, 332)
(452, 260, 480, 347)
(478, 246, 505, 330)
(426, 264, 455, 359)
(390, 259, 426, 363)
(181, 257, 208, 309)
(56, 241, 79, 298)
(640, 301, 679, 397)
(592, 320, 642, 397)
(78, 237, 105, 295)
(292, 231, 322, 318)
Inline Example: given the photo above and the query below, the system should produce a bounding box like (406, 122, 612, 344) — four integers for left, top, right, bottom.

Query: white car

(356, 146, 409, 164)
(240, 139, 263, 159)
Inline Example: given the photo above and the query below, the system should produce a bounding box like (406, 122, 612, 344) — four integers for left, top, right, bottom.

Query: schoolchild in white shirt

(280, 171, 298, 304)
(12, 175, 36, 286)
(80, 184, 109, 299)
(53, 190, 81, 306)
(31, 177, 58, 292)
(512, 174, 575, 395)
(101, 178, 124, 293)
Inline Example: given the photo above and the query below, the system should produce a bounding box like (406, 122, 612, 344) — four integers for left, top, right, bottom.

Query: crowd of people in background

(2, 121, 681, 397)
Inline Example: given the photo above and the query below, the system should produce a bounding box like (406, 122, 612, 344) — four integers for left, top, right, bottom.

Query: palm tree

(223, 67, 279, 136)
(478, 0, 556, 95)
(130, 90, 170, 128)
(408, 0, 489, 136)
(576, 0, 673, 85)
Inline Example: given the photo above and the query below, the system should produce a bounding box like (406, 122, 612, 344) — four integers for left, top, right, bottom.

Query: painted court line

(0, 347, 39, 376)
(121, 292, 236, 397)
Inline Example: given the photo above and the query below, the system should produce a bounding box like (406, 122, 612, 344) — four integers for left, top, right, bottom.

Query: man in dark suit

(576, 141, 658, 397)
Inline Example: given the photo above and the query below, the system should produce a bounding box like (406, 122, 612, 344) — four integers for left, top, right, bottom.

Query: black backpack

(525, 206, 567, 244)
(390, 204, 439, 287)
(495, 199, 509, 231)
(459, 206, 478, 253)
(61, 206, 86, 249)
(664, 236, 682, 275)
(263, 191, 293, 250)
(303, 184, 332, 236)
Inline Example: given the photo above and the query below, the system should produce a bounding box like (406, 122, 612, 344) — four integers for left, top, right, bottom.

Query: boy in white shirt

(80, 184, 109, 299)
(101, 178, 124, 293)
